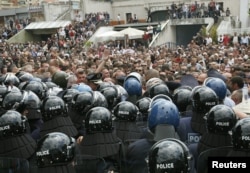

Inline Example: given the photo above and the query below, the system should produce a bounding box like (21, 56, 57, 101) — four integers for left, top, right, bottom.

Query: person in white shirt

(59, 28, 66, 38)
(241, 33, 249, 46)
(231, 89, 250, 118)
(205, 35, 213, 45)
(217, 34, 223, 44)
(117, 14, 121, 24)
(182, 3, 189, 19)
(232, 32, 240, 45)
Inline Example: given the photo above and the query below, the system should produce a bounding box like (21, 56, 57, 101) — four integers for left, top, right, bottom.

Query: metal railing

(218, 27, 250, 35)
(162, 42, 177, 49)
(54, 9, 71, 21)
(149, 20, 170, 47)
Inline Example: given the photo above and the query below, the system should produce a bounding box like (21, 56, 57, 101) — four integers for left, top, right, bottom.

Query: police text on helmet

(0, 125, 10, 131)
(215, 122, 229, 126)
(89, 120, 102, 124)
(205, 102, 216, 106)
(242, 136, 250, 140)
(118, 111, 129, 115)
(49, 105, 61, 110)
(36, 150, 50, 156)
(156, 163, 174, 169)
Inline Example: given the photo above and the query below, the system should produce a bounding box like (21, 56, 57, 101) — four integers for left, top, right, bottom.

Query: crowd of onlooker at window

(85, 12, 110, 26)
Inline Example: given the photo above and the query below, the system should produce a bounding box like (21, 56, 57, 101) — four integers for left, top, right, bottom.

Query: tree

(209, 25, 218, 44)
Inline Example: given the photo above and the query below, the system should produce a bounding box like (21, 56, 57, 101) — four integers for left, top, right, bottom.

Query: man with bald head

(145, 69, 160, 81)
(113, 69, 126, 86)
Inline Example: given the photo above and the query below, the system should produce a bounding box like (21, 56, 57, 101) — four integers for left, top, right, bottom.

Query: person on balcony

(133, 14, 138, 23)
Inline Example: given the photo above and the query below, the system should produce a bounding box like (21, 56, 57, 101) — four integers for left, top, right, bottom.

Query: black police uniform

(0, 110, 36, 161)
(40, 95, 78, 138)
(29, 132, 76, 173)
(113, 101, 144, 142)
(76, 107, 124, 173)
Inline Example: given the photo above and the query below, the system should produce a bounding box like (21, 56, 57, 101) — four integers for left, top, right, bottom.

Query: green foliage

(84, 40, 93, 47)
(200, 25, 207, 37)
(209, 25, 218, 44)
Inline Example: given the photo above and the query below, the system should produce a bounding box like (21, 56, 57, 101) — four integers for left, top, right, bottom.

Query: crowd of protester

(0, 17, 31, 40)
(0, 6, 250, 173)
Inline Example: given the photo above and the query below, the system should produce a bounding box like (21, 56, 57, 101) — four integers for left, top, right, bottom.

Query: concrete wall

(111, 0, 147, 23)
(83, 0, 113, 17)
(240, 0, 249, 28)
(7, 30, 41, 43)
(43, 3, 70, 21)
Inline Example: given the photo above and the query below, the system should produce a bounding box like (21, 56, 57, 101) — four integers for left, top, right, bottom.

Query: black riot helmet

(22, 80, 46, 100)
(97, 81, 114, 91)
(2, 90, 23, 110)
(113, 101, 139, 122)
(3, 73, 20, 87)
(85, 107, 113, 134)
(44, 81, 59, 89)
(232, 117, 250, 150)
(70, 91, 94, 113)
(57, 88, 79, 105)
(7, 85, 20, 92)
(191, 86, 219, 113)
(136, 97, 152, 115)
(36, 132, 75, 168)
(15, 71, 27, 79)
(20, 90, 41, 110)
(18, 72, 34, 83)
(204, 104, 237, 134)
(41, 96, 68, 121)
(92, 91, 108, 108)
(148, 138, 192, 173)
(172, 86, 192, 113)
(45, 86, 63, 97)
(0, 84, 8, 106)
(100, 85, 119, 110)
(0, 110, 27, 138)
(115, 84, 128, 102)
(149, 83, 170, 99)
(15, 90, 42, 120)
(18, 81, 27, 90)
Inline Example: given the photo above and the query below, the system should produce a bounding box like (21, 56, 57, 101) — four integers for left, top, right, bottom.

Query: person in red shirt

(223, 34, 230, 46)
(143, 31, 150, 47)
